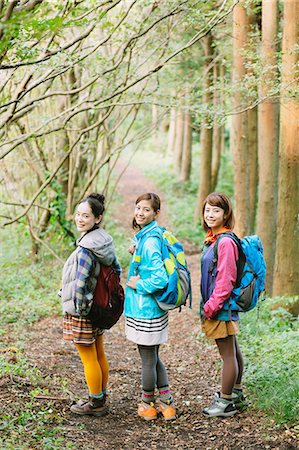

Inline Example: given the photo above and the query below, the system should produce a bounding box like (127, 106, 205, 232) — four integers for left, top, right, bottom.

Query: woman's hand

(126, 275, 140, 289)
(128, 243, 136, 254)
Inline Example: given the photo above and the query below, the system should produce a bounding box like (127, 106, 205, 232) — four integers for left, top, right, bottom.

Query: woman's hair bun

(88, 192, 105, 205)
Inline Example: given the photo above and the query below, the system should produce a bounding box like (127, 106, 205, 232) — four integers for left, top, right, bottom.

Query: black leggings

(137, 344, 169, 392)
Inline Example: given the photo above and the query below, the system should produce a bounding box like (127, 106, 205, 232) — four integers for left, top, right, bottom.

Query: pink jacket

(203, 237, 238, 320)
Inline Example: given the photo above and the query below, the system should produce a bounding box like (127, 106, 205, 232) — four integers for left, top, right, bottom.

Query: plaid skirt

(63, 313, 104, 345)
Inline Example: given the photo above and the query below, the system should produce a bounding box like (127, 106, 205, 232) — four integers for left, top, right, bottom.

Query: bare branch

(0, 22, 96, 69)
(0, 200, 51, 211)
(26, 214, 64, 263)
(3, 103, 116, 225)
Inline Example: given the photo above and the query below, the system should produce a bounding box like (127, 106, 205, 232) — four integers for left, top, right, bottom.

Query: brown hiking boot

(70, 396, 108, 416)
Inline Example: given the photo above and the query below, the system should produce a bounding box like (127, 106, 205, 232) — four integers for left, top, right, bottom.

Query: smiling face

(75, 201, 101, 234)
(134, 199, 159, 228)
(204, 202, 225, 234)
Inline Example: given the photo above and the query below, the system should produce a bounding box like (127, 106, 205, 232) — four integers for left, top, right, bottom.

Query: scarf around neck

(204, 227, 232, 245)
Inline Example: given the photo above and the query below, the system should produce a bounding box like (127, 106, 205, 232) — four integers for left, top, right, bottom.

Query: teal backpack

(133, 227, 192, 311)
(210, 232, 266, 313)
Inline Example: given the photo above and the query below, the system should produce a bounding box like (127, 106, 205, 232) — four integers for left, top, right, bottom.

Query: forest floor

(2, 160, 298, 450)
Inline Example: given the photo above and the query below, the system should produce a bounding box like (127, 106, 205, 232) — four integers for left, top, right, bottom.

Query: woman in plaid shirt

(61, 193, 121, 417)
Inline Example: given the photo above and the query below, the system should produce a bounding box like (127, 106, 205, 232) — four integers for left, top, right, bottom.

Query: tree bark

(180, 109, 192, 182)
(257, 0, 279, 294)
(166, 108, 176, 158)
(211, 63, 223, 191)
(173, 96, 184, 175)
(194, 33, 213, 221)
(231, 2, 250, 237)
(247, 105, 258, 232)
(273, 0, 299, 296)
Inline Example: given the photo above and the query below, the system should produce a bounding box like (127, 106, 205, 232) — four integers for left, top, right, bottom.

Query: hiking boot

(70, 396, 108, 417)
(137, 401, 157, 421)
(232, 388, 249, 410)
(75, 393, 107, 408)
(157, 400, 176, 421)
(203, 396, 237, 417)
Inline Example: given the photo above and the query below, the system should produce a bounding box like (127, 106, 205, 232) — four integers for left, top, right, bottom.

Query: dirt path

(5, 160, 298, 449)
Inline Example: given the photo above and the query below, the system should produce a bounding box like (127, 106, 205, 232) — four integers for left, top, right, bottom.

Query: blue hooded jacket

(124, 221, 168, 319)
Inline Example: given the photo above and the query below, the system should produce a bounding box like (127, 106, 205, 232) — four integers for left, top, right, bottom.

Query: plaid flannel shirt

(75, 247, 97, 316)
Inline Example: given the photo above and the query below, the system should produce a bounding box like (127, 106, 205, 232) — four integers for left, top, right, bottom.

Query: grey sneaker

(203, 396, 237, 417)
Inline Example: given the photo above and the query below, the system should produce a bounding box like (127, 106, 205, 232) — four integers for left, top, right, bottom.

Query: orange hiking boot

(137, 402, 157, 421)
(157, 400, 176, 421)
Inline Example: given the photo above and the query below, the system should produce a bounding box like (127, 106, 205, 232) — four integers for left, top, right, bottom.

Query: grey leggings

(137, 344, 169, 392)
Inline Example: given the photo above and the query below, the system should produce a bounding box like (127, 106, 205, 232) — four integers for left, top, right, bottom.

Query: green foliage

(48, 181, 76, 241)
(0, 228, 62, 334)
(239, 298, 299, 425)
(0, 352, 74, 449)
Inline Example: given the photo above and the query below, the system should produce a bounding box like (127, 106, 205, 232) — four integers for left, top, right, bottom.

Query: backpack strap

(209, 232, 246, 289)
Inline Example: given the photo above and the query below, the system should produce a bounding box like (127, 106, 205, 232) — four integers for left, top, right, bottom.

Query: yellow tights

(74, 335, 109, 396)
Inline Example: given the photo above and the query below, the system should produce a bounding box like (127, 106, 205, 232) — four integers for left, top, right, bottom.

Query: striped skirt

(125, 314, 168, 346)
(63, 314, 104, 345)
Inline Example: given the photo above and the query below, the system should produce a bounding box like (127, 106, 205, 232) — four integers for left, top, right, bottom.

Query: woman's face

(75, 201, 101, 234)
(134, 199, 159, 228)
(204, 202, 225, 234)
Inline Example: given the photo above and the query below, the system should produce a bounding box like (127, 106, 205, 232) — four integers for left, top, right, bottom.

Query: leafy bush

(239, 298, 299, 425)
(0, 228, 62, 333)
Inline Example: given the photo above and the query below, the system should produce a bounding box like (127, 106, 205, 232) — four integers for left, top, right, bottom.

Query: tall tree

(257, 0, 279, 293)
(211, 62, 224, 191)
(231, 1, 251, 237)
(273, 0, 299, 296)
(173, 95, 184, 175)
(166, 108, 176, 158)
(194, 32, 213, 220)
(180, 107, 192, 182)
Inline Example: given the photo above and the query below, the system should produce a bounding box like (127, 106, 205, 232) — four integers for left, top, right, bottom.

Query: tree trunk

(173, 96, 184, 175)
(166, 108, 176, 158)
(247, 105, 258, 232)
(273, 0, 299, 296)
(180, 109, 192, 182)
(194, 33, 213, 221)
(152, 102, 159, 144)
(257, 0, 279, 294)
(231, 2, 250, 237)
(211, 63, 223, 191)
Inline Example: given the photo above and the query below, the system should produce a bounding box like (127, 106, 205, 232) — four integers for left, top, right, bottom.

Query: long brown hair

(202, 192, 235, 231)
(132, 192, 161, 229)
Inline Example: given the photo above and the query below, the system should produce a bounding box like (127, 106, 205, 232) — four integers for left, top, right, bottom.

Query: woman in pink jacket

(200, 192, 247, 417)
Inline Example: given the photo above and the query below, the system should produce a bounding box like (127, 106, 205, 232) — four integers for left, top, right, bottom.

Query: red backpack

(88, 265, 124, 329)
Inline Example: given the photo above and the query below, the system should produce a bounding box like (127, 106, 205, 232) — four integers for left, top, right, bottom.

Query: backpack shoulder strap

(210, 232, 245, 287)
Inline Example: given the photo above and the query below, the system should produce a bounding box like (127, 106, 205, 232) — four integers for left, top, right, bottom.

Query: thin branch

(0, 200, 51, 212)
(0, 1, 122, 70)
(26, 214, 64, 263)
(3, 105, 115, 225)
(0, 22, 97, 69)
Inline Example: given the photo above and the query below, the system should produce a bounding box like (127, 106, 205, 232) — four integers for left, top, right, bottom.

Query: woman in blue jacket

(125, 193, 176, 421)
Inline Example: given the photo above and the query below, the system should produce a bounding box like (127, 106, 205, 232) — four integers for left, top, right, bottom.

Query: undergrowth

(239, 298, 299, 425)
